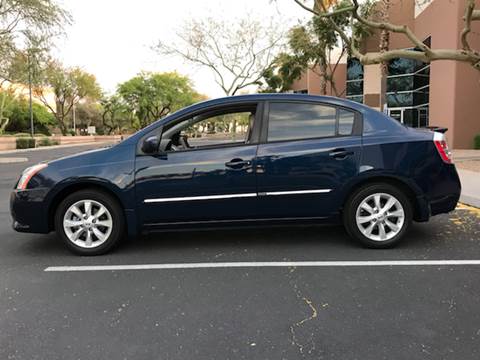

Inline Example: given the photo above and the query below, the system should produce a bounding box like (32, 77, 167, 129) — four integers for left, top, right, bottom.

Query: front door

(256, 101, 362, 219)
(135, 104, 260, 228)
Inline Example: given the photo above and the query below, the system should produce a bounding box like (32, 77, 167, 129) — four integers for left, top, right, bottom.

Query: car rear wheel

(343, 183, 412, 248)
(54, 189, 124, 255)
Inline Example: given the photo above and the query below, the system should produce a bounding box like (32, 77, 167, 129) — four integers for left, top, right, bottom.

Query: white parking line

(44, 260, 480, 272)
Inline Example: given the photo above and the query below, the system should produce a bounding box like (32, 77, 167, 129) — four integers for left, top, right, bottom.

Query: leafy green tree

(263, 0, 372, 95)
(100, 95, 132, 135)
(34, 61, 102, 135)
(72, 101, 103, 135)
(259, 53, 305, 93)
(117, 72, 200, 129)
(0, 90, 54, 134)
(0, 0, 70, 82)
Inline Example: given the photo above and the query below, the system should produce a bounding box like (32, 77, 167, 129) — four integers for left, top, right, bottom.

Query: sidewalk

(0, 141, 114, 156)
(453, 150, 480, 208)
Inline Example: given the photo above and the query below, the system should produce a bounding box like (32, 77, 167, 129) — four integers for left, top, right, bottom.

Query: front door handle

(225, 158, 251, 169)
(329, 148, 354, 160)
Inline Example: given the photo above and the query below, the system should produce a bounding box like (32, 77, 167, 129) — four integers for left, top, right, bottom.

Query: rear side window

(338, 109, 355, 135)
(267, 102, 356, 142)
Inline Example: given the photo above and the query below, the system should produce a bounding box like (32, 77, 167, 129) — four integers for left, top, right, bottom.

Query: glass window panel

(338, 109, 355, 136)
(413, 91, 429, 106)
(268, 103, 337, 142)
(387, 92, 414, 107)
(418, 108, 429, 127)
(347, 95, 363, 104)
(388, 58, 415, 76)
(347, 58, 364, 80)
(180, 111, 253, 149)
(402, 109, 416, 127)
(387, 76, 414, 92)
(346, 80, 363, 96)
(414, 75, 429, 89)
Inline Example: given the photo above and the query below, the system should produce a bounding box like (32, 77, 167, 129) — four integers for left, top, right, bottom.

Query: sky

(53, 0, 309, 98)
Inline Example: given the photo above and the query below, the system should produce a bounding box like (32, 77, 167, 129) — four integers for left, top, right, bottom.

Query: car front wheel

(343, 183, 413, 248)
(54, 189, 124, 255)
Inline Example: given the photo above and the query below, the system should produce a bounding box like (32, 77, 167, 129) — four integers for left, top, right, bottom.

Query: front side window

(267, 102, 356, 142)
(163, 108, 256, 152)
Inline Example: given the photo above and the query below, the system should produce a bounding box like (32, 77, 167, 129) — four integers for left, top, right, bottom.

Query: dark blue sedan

(10, 94, 461, 255)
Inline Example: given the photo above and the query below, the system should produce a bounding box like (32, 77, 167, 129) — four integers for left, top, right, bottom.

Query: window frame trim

(260, 100, 363, 145)
(159, 101, 264, 154)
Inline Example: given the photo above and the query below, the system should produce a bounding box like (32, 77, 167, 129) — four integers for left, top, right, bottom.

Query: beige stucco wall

(414, 0, 480, 148)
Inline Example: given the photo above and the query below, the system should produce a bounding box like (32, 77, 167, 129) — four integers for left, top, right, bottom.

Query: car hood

(46, 143, 135, 173)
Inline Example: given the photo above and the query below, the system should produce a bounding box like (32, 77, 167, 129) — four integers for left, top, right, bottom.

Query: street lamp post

(28, 53, 34, 138)
(73, 103, 76, 134)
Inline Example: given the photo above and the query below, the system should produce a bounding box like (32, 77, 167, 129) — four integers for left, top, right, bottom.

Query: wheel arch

(341, 175, 428, 222)
(47, 181, 127, 232)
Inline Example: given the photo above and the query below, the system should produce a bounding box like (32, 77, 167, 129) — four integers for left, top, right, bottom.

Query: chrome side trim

(144, 193, 257, 203)
(144, 189, 332, 203)
(263, 189, 332, 196)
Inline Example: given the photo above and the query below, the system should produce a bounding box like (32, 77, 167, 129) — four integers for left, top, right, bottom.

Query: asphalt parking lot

(1, 144, 480, 359)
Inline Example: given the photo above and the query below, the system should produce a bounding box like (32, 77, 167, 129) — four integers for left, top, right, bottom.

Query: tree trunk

(378, 0, 391, 111)
(318, 60, 328, 95)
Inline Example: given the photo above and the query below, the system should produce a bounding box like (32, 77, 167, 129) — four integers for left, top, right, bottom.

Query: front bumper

(10, 188, 50, 234)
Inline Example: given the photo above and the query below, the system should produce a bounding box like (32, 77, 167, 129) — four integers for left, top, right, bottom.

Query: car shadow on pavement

(13, 219, 443, 259)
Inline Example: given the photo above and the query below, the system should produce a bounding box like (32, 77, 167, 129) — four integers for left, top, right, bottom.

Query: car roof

(189, 93, 373, 113)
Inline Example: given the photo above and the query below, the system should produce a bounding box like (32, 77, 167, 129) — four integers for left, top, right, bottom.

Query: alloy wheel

(63, 199, 113, 249)
(355, 192, 405, 242)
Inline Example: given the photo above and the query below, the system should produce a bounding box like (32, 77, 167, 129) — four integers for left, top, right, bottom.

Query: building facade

(290, 0, 480, 149)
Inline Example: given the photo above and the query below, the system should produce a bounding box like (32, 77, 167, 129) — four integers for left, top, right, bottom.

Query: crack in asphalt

(288, 268, 319, 357)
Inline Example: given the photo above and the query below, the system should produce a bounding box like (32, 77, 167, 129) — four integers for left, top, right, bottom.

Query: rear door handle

(225, 158, 251, 169)
(329, 148, 354, 160)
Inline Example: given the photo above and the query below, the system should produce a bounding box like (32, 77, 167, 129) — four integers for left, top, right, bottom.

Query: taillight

(16, 163, 48, 190)
(433, 132, 452, 164)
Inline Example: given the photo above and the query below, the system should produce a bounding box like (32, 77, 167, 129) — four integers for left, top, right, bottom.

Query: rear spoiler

(425, 126, 448, 133)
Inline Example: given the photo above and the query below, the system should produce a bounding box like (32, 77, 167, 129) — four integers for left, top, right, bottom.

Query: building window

(386, 37, 431, 127)
(293, 89, 308, 94)
(346, 58, 363, 103)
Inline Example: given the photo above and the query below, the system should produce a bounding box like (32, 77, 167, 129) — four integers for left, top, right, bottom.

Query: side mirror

(141, 135, 160, 154)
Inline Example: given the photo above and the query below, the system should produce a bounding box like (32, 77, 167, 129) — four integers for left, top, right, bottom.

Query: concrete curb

(460, 194, 480, 209)
(0, 141, 114, 155)
(457, 168, 480, 209)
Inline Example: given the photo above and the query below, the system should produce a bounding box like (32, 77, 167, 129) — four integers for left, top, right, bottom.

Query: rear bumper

(427, 164, 461, 217)
(413, 163, 461, 221)
(430, 193, 460, 216)
(10, 189, 50, 234)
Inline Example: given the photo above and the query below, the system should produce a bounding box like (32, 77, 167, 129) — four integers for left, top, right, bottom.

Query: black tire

(54, 189, 124, 255)
(343, 183, 413, 248)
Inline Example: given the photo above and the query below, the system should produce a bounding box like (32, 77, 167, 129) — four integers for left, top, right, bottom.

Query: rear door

(256, 101, 362, 219)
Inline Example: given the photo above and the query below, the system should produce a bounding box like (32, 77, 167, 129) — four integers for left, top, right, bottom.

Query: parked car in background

(10, 94, 461, 255)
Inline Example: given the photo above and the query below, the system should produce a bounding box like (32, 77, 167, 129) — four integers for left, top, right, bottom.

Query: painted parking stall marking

(45, 259, 480, 272)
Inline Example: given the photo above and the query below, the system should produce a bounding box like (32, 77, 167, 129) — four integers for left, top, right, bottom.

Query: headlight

(16, 163, 48, 190)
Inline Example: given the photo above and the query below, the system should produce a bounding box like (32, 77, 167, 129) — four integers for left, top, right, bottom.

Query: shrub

(37, 137, 59, 147)
(16, 137, 36, 149)
(15, 132, 32, 137)
(474, 134, 480, 149)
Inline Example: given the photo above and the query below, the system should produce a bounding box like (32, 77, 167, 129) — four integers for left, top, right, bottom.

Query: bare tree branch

(293, 0, 480, 70)
(155, 16, 285, 96)
(462, 0, 475, 52)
